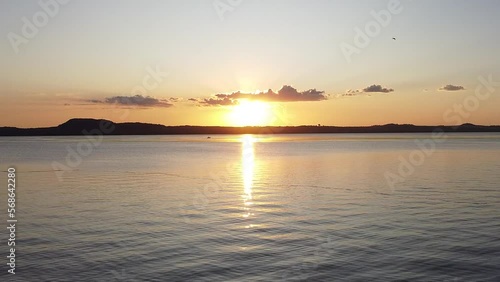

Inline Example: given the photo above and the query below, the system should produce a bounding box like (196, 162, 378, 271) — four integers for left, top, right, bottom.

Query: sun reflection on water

(241, 135, 255, 224)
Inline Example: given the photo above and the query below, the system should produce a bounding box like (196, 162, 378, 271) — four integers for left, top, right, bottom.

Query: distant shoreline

(1, 118, 500, 136)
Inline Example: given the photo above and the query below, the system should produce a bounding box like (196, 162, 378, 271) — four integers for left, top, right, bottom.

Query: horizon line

(2, 118, 500, 130)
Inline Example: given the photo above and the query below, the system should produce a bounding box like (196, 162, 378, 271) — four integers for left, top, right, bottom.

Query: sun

(228, 100, 273, 126)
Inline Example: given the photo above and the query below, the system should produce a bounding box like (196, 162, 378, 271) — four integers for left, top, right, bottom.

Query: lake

(1, 133, 500, 281)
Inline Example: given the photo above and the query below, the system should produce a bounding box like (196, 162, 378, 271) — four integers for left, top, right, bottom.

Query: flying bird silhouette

(392, 37, 396, 40)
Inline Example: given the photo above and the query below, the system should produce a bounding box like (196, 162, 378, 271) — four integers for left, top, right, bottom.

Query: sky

(1, 0, 500, 127)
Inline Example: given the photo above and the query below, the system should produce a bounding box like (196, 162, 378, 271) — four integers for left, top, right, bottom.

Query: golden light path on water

(241, 135, 255, 226)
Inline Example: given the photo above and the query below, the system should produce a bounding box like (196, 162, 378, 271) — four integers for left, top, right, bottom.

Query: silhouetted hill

(1, 119, 500, 136)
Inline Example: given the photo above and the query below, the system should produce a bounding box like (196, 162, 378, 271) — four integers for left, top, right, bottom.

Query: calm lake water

(1, 133, 500, 281)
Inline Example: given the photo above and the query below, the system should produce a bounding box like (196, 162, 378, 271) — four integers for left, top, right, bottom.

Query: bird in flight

(392, 37, 396, 40)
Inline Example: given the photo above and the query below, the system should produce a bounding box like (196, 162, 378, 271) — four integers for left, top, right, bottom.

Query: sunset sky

(1, 0, 499, 127)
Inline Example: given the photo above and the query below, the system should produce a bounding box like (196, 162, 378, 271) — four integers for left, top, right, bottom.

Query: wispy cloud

(439, 84, 465, 91)
(342, 84, 395, 96)
(89, 95, 173, 108)
(169, 97, 182, 102)
(199, 97, 238, 106)
(193, 85, 328, 106)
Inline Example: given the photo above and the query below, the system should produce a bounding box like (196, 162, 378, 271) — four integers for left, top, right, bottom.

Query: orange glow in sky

(227, 100, 273, 126)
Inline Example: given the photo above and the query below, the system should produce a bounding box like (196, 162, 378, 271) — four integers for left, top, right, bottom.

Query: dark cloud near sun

(439, 84, 465, 91)
(89, 95, 173, 108)
(342, 84, 394, 96)
(194, 85, 328, 106)
(200, 97, 238, 106)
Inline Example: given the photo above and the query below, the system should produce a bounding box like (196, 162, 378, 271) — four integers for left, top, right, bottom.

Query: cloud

(195, 85, 327, 106)
(342, 84, 394, 96)
(363, 84, 394, 93)
(90, 95, 173, 108)
(343, 89, 361, 96)
(439, 84, 465, 91)
(200, 97, 238, 106)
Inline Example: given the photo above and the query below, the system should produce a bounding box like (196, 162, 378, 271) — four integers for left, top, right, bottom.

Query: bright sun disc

(229, 100, 272, 126)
